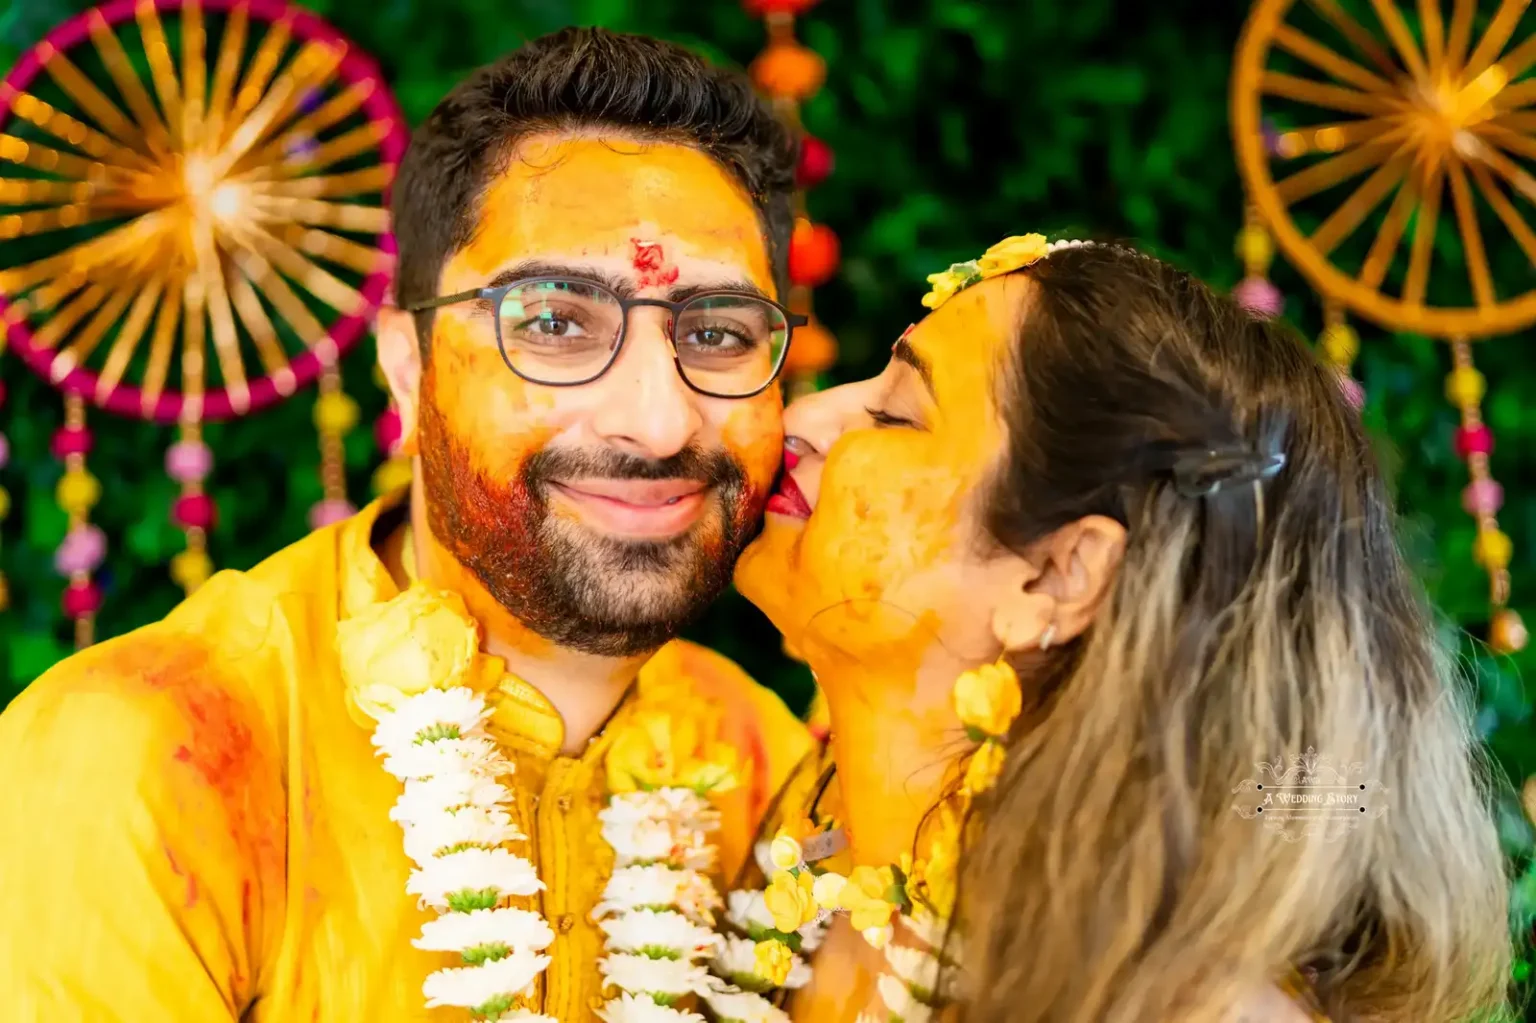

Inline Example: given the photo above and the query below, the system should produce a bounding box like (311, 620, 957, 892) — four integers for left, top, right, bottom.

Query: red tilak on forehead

(631, 238, 680, 290)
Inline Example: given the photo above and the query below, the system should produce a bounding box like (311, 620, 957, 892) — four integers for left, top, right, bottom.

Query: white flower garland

(594, 787, 728, 1020)
(372, 686, 557, 1022)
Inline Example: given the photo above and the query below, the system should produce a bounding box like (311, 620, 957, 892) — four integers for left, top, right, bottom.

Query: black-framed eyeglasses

(406, 276, 805, 399)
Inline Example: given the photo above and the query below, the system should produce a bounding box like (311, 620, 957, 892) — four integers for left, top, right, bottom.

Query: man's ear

(376, 305, 422, 455)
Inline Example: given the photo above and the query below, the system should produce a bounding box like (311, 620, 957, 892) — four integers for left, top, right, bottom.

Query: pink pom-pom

(54, 524, 107, 576)
(165, 440, 214, 483)
(1461, 479, 1505, 516)
(0, 432, 8, 470)
(1338, 375, 1365, 409)
(172, 493, 218, 531)
(50, 425, 94, 460)
(373, 407, 402, 457)
(1233, 276, 1284, 318)
(62, 580, 103, 617)
(1453, 423, 1494, 459)
(308, 498, 358, 530)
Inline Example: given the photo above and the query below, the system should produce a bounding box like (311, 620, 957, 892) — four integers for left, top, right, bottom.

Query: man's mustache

(522, 445, 745, 491)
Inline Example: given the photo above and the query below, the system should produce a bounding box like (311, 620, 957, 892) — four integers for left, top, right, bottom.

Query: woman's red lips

(766, 471, 812, 519)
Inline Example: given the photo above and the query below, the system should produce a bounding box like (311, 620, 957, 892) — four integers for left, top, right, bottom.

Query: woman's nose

(782, 378, 874, 459)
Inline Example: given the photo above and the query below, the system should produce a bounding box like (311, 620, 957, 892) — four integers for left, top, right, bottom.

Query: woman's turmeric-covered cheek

(800, 433, 968, 607)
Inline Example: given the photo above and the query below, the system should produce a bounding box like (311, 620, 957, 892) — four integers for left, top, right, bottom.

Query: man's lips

(766, 471, 812, 519)
(549, 478, 709, 539)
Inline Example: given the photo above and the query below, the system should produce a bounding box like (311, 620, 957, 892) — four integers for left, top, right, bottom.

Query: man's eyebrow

(484, 262, 637, 297)
(666, 279, 772, 303)
(892, 336, 934, 395)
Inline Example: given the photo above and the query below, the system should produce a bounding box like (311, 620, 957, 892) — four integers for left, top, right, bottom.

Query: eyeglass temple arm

(403, 288, 488, 313)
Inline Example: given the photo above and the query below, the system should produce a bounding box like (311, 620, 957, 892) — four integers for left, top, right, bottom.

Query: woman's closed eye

(865, 406, 922, 429)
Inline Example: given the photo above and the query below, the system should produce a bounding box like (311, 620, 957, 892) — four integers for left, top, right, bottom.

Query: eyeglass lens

(496, 280, 789, 395)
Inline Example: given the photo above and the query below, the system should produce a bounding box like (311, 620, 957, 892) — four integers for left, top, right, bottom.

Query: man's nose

(588, 309, 703, 460)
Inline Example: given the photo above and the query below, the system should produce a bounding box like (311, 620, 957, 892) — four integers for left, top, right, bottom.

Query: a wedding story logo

(1231, 747, 1387, 842)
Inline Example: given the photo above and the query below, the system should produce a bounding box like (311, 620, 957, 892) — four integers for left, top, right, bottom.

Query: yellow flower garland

(920, 233, 1051, 310)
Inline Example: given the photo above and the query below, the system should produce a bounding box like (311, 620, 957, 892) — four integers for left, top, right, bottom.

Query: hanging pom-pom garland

(1318, 301, 1365, 412)
(1448, 340, 1525, 655)
(54, 394, 102, 648)
(1234, 204, 1284, 319)
(747, 0, 838, 403)
(0, 357, 9, 614)
(167, 420, 215, 596)
(310, 352, 360, 530)
(371, 362, 412, 498)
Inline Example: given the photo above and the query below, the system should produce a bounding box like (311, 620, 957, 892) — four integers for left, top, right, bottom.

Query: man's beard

(418, 402, 764, 658)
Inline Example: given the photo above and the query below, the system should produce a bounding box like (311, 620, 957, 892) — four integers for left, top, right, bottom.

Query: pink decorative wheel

(0, 0, 406, 423)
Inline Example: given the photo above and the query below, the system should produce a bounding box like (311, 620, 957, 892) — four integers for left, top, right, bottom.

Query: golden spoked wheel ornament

(0, 0, 404, 418)
(1232, 0, 1528, 653)
(0, 0, 405, 645)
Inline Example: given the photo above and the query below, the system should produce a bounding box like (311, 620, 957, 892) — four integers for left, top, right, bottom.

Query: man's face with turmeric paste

(392, 135, 784, 657)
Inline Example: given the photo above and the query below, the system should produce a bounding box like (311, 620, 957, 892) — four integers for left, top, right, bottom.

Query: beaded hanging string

(54, 393, 102, 647)
(371, 360, 412, 499)
(1448, 339, 1526, 656)
(748, 0, 839, 402)
(165, 419, 213, 595)
(1233, 202, 1285, 320)
(0, 343, 9, 614)
(309, 349, 360, 531)
(1318, 301, 1366, 413)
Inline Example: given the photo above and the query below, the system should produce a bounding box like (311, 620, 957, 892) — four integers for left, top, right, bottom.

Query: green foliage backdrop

(2, 0, 1536, 993)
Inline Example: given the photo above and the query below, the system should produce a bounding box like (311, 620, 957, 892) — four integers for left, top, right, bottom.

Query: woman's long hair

(958, 245, 1509, 1022)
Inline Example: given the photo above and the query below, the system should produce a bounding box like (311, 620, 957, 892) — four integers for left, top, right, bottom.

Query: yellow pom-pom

(0, 484, 10, 522)
(1319, 323, 1359, 367)
(314, 391, 361, 436)
(1473, 527, 1513, 571)
(56, 468, 101, 517)
(1444, 366, 1487, 408)
(372, 456, 414, 496)
(1236, 225, 1274, 272)
(170, 548, 214, 591)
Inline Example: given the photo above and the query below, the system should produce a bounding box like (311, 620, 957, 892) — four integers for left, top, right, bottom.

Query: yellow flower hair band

(922, 233, 1101, 310)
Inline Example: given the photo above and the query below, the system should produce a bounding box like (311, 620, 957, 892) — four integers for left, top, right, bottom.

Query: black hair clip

(1169, 447, 1288, 499)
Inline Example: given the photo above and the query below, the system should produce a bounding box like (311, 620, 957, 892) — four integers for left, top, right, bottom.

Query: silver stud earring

(1038, 623, 1057, 651)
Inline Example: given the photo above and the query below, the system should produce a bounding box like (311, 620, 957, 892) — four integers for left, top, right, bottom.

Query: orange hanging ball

(751, 42, 826, 102)
(784, 317, 838, 375)
(1491, 609, 1528, 655)
(745, 0, 823, 12)
(789, 222, 840, 287)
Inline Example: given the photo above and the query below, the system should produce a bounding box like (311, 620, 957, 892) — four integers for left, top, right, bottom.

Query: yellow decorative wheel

(1233, 0, 1536, 339)
(0, 0, 405, 422)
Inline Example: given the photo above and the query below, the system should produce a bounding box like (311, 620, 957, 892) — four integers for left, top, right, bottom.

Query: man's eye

(865, 407, 919, 429)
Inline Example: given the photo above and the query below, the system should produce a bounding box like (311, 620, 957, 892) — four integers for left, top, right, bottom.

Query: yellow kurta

(0, 494, 813, 1021)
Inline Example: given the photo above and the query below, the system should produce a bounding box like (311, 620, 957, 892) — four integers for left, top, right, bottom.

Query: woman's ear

(991, 516, 1126, 653)
(1042, 515, 1126, 644)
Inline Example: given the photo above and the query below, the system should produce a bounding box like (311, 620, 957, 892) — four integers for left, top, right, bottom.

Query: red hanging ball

(789, 222, 840, 288)
(0, 379, 7, 408)
(172, 493, 218, 531)
(797, 135, 835, 189)
(744, 0, 822, 15)
(1453, 423, 1494, 459)
(51, 424, 94, 460)
(62, 580, 103, 618)
(374, 407, 403, 457)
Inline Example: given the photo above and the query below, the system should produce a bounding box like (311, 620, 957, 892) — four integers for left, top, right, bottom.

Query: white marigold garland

(372, 686, 558, 1022)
